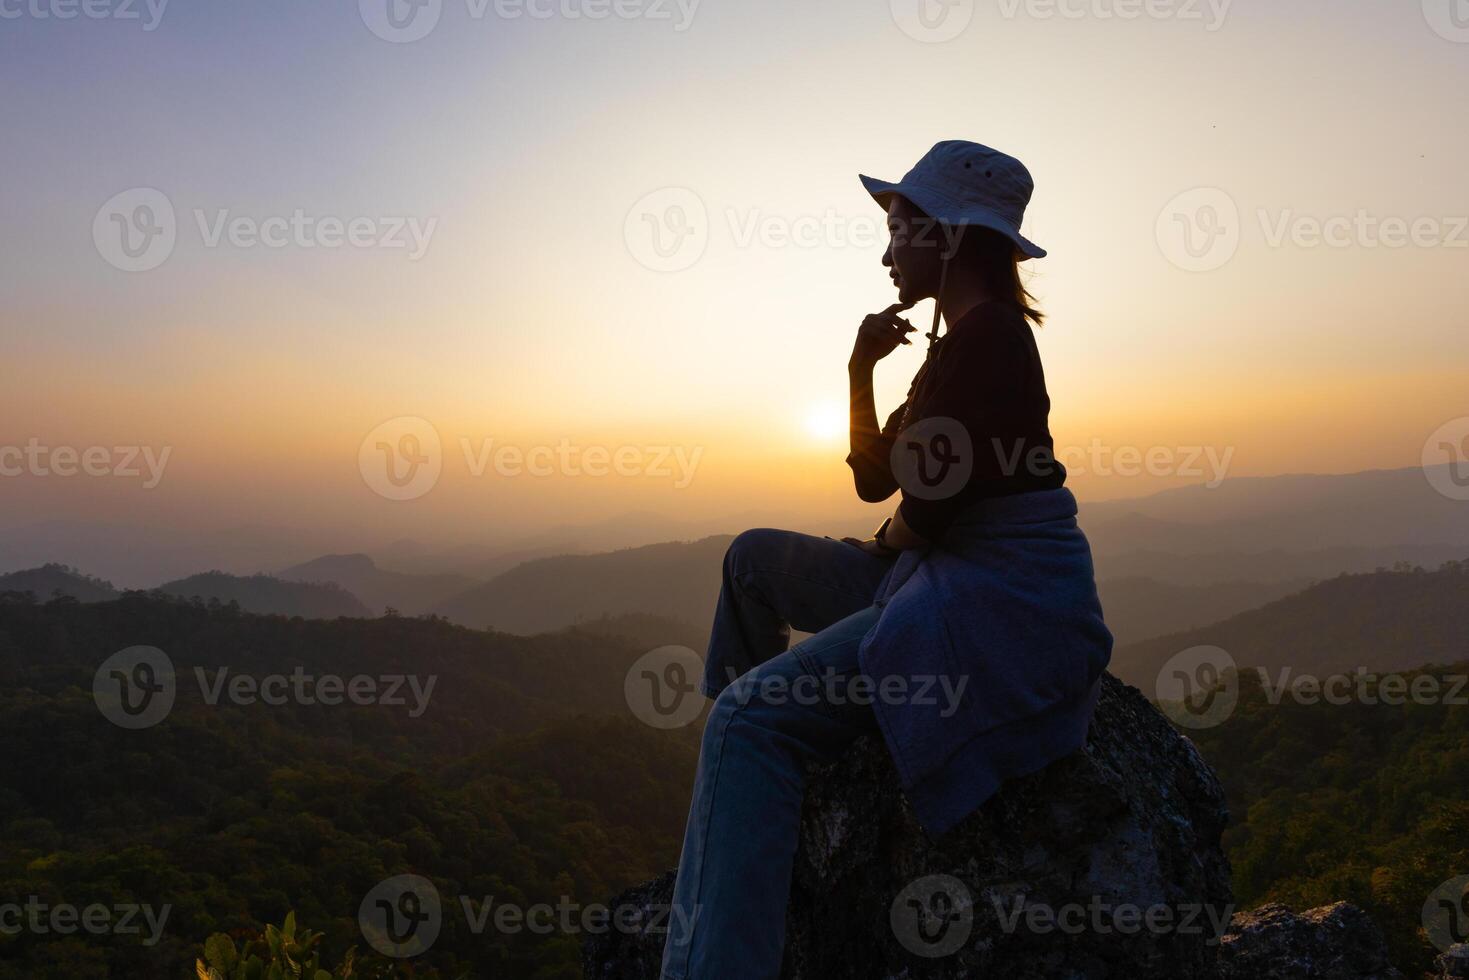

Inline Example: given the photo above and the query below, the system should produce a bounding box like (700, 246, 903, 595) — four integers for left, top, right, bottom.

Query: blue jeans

(660, 529, 894, 980)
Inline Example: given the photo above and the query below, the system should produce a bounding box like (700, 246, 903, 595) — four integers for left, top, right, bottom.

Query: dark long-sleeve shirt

(846, 299, 1066, 540)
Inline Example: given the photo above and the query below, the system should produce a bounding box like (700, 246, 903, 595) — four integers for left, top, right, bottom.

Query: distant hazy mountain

(0, 563, 120, 602)
(431, 537, 732, 635)
(1108, 559, 1469, 688)
(0, 521, 366, 589)
(1096, 577, 1305, 647)
(1077, 466, 1469, 585)
(153, 571, 372, 619)
(278, 553, 477, 615)
(1090, 544, 1469, 586)
(1084, 466, 1469, 554)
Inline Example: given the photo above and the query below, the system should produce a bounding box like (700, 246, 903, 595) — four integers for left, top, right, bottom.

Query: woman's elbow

(852, 476, 897, 503)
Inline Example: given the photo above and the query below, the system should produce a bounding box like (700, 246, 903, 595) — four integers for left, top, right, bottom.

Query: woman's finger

(865, 313, 915, 333)
(860, 316, 906, 338)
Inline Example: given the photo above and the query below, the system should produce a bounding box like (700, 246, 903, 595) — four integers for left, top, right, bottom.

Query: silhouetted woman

(660, 141, 1113, 980)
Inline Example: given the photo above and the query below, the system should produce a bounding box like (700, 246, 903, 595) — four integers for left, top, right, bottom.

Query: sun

(803, 402, 845, 443)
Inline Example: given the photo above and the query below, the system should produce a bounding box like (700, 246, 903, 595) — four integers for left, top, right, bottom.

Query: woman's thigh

(724, 528, 893, 635)
(721, 604, 884, 740)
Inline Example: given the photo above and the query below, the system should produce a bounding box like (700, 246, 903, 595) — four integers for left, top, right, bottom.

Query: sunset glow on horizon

(3, 0, 1466, 550)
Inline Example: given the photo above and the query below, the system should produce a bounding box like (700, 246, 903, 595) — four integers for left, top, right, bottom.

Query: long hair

(955, 225, 1045, 328)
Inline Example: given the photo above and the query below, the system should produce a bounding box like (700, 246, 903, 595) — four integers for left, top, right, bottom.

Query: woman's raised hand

(850, 303, 917, 370)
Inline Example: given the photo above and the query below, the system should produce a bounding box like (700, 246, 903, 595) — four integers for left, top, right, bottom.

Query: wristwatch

(872, 518, 901, 557)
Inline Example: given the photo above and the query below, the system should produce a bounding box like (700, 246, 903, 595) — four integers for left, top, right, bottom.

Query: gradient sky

(2, 0, 1466, 548)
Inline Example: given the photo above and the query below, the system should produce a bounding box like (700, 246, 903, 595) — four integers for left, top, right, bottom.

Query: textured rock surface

(584, 673, 1237, 979)
(1215, 902, 1403, 980)
(1437, 944, 1469, 979)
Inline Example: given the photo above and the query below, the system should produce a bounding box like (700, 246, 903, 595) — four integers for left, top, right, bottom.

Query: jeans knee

(703, 681, 757, 749)
(707, 682, 743, 728)
(724, 528, 788, 581)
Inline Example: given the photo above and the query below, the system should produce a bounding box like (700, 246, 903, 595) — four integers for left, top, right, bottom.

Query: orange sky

(3, 0, 1466, 545)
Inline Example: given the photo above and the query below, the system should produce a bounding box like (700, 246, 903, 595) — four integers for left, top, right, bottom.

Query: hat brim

(859, 174, 1046, 260)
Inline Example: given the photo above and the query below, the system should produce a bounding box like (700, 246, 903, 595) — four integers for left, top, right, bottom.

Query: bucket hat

(860, 140, 1046, 260)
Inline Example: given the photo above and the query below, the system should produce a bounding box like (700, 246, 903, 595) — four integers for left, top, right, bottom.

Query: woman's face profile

(882, 196, 945, 306)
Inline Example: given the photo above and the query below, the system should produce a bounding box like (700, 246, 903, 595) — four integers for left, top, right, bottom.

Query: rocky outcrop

(1215, 902, 1403, 980)
(1437, 944, 1469, 979)
(585, 673, 1236, 978)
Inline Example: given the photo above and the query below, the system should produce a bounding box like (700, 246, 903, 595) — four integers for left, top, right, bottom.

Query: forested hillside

(153, 572, 374, 620)
(0, 592, 701, 979)
(1185, 665, 1469, 974)
(2, 582, 1464, 977)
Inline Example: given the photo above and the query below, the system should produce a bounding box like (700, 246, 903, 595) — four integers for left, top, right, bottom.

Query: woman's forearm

(848, 359, 881, 456)
(848, 361, 901, 502)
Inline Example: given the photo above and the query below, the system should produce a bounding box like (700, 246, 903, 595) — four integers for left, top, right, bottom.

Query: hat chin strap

(925, 254, 952, 360)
